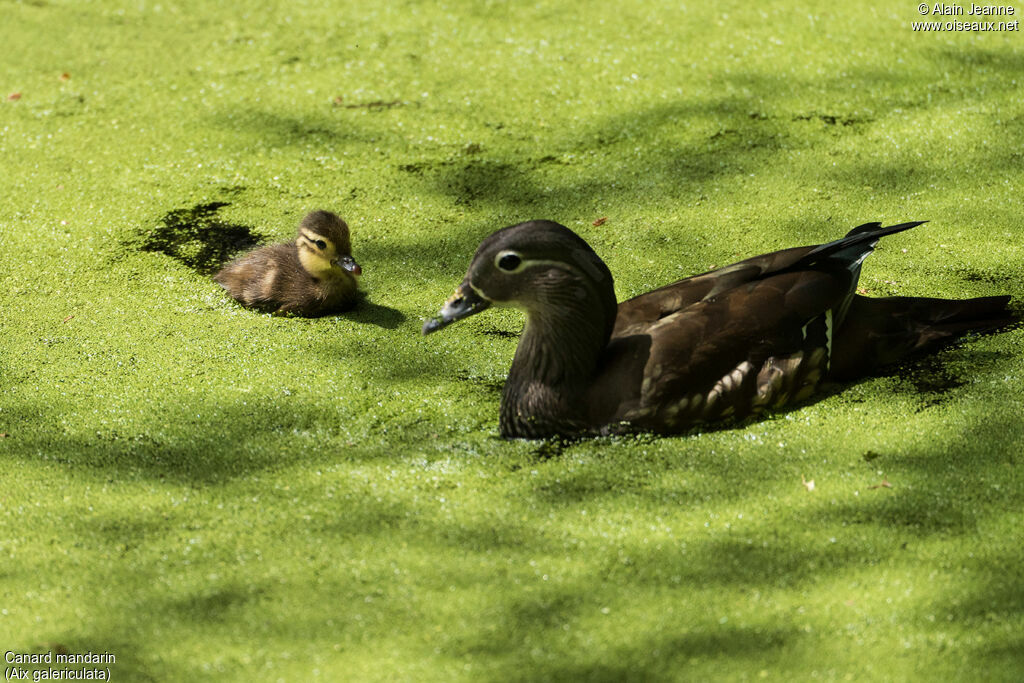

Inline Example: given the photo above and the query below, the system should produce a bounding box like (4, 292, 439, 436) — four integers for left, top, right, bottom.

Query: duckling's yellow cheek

(298, 249, 336, 276)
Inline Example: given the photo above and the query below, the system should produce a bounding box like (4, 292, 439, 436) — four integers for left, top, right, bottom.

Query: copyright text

(913, 3, 1019, 29)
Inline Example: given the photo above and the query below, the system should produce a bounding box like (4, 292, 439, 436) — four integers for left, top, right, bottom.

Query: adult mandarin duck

(424, 220, 1015, 439)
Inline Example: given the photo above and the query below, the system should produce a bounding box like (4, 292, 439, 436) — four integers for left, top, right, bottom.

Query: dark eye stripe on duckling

(630, 309, 835, 428)
(299, 232, 327, 250)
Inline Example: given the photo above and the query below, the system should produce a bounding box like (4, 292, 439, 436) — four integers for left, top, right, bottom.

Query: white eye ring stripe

(494, 251, 585, 278)
(494, 250, 524, 272)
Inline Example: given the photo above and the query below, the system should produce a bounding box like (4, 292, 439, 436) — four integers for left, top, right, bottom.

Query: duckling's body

(424, 220, 1016, 439)
(214, 210, 361, 317)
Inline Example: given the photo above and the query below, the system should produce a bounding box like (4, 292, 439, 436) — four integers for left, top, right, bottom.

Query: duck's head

(296, 210, 362, 278)
(423, 220, 616, 336)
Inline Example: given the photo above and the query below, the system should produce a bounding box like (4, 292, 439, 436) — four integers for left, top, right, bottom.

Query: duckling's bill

(422, 281, 491, 335)
(334, 254, 362, 276)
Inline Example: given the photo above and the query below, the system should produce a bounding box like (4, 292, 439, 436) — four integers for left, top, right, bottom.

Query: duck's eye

(496, 252, 522, 272)
(314, 239, 327, 250)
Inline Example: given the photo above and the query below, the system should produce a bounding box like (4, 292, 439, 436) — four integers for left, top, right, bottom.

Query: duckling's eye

(496, 252, 522, 272)
(314, 240, 327, 250)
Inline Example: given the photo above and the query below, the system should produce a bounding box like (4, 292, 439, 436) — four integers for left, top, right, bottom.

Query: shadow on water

(891, 354, 968, 395)
(345, 293, 408, 329)
(137, 201, 264, 275)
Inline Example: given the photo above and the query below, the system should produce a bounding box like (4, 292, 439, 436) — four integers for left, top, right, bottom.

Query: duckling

(423, 220, 1016, 439)
(214, 210, 361, 316)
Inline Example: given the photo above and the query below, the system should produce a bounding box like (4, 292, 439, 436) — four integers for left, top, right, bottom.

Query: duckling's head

(296, 210, 361, 278)
(423, 220, 616, 335)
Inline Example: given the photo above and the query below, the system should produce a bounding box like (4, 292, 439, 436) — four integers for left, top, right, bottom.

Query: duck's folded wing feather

(606, 268, 849, 430)
(612, 222, 923, 338)
(613, 245, 819, 336)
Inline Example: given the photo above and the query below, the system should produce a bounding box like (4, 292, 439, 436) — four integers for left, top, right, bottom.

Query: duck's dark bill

(422, 282, 491, 335)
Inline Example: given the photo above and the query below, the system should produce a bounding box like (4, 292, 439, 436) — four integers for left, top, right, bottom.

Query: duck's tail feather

(805, 221, 926, 265)
(829, 294, 1017, 379)
(775, 222, 925, 286)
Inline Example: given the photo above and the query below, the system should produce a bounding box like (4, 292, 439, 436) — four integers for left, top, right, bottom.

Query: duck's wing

(598, 222, 925, 431)
(612, 222, 922, 337)
(611, 246, 811, 337)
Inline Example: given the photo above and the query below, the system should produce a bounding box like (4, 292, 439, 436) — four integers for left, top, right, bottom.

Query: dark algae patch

(139, 201, 264, 275)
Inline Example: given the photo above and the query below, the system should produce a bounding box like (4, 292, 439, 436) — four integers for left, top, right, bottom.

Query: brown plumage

(423, 220, 1016, 439)
(214, 210, 361, 317)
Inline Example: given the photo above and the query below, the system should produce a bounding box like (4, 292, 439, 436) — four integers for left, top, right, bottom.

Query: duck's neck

(500, 305, 612, 439)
